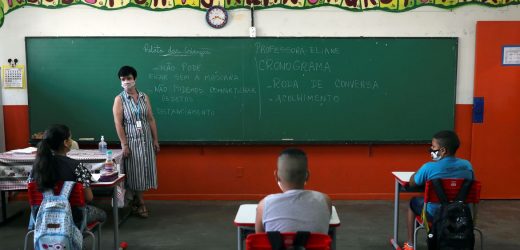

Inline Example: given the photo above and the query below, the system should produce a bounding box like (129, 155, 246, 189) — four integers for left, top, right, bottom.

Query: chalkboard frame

(26, 36, 458, 145)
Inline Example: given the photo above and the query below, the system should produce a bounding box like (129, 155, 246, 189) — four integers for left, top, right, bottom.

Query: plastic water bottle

(104, 150, 114, 172)
(98, 135, 107, 153)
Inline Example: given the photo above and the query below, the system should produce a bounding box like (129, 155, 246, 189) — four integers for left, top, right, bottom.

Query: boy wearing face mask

(402, 130, 474, 250)
(255, 148, 332, 234)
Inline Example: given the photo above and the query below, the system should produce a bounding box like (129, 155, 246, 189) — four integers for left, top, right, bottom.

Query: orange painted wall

(3, 104, 473, 200)
(471, 21, 520, 199)
(3, 105, 30, 150)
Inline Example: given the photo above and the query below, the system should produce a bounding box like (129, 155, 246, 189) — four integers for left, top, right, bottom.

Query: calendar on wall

(2, 65, 26, 88)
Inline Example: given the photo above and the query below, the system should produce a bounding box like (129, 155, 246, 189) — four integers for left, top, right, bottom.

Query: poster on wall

(503, 46, 520, 66)
(2, 65, 26, 88)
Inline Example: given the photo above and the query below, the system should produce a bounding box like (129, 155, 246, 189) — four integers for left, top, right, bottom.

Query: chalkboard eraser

(78, 138, 95, 141)
(281, 138, 294, 141)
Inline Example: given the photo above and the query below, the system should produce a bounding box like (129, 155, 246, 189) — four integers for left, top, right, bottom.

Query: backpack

(427, 179, 475, 250)
(34, 181, 83, 250)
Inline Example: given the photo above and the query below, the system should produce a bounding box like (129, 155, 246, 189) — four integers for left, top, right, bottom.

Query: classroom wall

(471, 21, 520, 199)
(1, 5, 519, 199)
(0, 85, 4, 152)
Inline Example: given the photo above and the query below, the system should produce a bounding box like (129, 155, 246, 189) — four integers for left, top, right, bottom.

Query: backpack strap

(41, 183, 57, 198)
(293, 231, 310, 249)
(42, 189, 54, 198)
(431, 179, 449, 205)
(454, 179, 473, 202)
(267, 231, 286, 250)
(59, 181, 75, 199)
(421, 205, 431, 232)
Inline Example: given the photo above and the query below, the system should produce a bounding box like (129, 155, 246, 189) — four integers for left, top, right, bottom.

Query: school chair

(24, 182, 102, 250)
(246, 232, 332, 250)
(413, 178, 483, 249)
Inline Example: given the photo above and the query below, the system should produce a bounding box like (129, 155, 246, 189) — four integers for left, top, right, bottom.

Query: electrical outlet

(236, 167, 244, 178)
(249, 27, 256, 38)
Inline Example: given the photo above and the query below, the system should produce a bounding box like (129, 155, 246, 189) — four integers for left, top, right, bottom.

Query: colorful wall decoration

(0, 0, 519, 28)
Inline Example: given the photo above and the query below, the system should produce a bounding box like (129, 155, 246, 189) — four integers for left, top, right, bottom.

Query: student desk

(390, 171, 424, 249)
(0, 149, 123, 190)
(91, 174, 126, 250)
(0, 149, 124, 250)
(234, 204, 341, 250)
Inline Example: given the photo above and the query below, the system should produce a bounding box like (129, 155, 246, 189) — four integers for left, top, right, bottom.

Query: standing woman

(31, 124, 106, 225)
(113, 65, 159, 218)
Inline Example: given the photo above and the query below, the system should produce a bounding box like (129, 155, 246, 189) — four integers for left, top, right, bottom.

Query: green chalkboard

(26, 37, 457, 143)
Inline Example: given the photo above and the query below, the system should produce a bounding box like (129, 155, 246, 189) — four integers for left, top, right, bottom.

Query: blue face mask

(429, 148, 442, 161)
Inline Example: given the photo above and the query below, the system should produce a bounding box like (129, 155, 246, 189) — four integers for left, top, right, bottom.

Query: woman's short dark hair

(118, 65, 137, 79)
(433, 130, 460, 155)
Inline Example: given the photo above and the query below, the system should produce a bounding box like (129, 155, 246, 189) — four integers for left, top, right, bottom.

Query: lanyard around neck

(128, 93, 141, 121)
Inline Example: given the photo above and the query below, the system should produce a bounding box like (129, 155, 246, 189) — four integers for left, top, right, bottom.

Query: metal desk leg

(113, 186, 119, 250)
(330, 227, 336, 250)
(1, 191, 6, 222)
(237, 227, 243, 250)
(390, 179, 401, 249)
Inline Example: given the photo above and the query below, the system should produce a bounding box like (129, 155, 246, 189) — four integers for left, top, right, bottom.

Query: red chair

(246, 232, 332, 250)
(24, 182, 102, 250)
(413, 178, 483, 249)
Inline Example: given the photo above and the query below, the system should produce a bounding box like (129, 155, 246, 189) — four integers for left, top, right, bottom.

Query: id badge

(136, 120, 142, 129)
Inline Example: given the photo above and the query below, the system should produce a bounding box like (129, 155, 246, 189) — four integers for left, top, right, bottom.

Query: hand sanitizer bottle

(98, 135, 107, 153)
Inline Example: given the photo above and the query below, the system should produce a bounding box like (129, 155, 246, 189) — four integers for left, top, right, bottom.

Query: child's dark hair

(433, 130, 460, 155)
(279, 148, 307, 160)
(33, 124, 71, 190)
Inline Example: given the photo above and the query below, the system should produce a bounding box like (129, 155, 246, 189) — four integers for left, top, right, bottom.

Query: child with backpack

(402, 130, 475, 250)
(30, 124, 107, 249)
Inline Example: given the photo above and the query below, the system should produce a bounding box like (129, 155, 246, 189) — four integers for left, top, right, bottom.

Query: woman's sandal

(136, 204, 149, 218)
(131, 204, 139, 215)
(130, 200, 140, 214)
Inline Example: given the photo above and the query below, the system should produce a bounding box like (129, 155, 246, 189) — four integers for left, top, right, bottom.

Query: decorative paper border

(0, 0, 518, 28)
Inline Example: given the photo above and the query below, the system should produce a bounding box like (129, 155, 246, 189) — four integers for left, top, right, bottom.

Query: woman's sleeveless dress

(119, 90, 158, 191)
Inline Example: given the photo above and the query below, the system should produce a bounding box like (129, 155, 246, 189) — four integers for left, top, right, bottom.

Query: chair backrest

(246, 232, 331, 250)
(28, 181, 86, 207)
(423, 178, 481, 204)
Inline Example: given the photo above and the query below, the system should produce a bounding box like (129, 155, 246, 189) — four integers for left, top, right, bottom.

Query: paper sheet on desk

(87, 163, 104, 172)
(9, 147, 37, 154)
(91, 174, 101, 182)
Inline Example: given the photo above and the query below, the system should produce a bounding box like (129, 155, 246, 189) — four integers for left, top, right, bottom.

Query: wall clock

(206, 6, 228, 29)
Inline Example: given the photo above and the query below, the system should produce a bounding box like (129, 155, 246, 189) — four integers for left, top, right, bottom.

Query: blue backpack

(34, 181, 83, 250)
